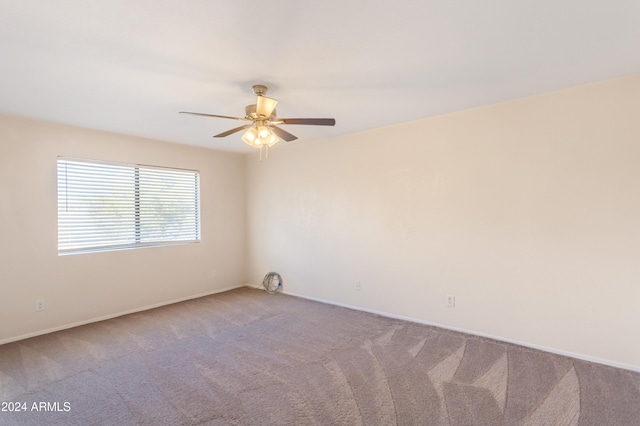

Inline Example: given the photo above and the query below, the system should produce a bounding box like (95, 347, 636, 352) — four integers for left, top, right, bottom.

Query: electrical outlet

(446, 295, 455, 308)
(355, 281, 362, 291)
(35, 298, 45, 312)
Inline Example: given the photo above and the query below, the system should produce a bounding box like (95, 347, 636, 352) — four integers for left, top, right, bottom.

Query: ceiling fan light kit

(180, 84, 336, 160)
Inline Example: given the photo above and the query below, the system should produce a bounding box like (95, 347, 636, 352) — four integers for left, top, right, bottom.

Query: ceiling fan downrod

(252, 84, 268, 96)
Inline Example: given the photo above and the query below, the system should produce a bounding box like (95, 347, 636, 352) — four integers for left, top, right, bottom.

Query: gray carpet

(0, 287, 638, 425)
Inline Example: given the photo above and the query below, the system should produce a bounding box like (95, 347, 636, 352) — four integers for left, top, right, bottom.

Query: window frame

(57, 157, 201, 255)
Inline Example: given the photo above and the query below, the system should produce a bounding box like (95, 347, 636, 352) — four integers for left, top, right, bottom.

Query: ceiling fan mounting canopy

(252, 84, 269, 96)
(179, 84, 336, 149)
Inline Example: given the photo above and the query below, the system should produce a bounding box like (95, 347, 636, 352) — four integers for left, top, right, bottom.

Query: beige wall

(0, 114, 247, 343)
(246, 74, 640, 370)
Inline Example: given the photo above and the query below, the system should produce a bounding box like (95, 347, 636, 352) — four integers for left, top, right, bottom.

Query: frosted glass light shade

(242, 127, 259, 146)
(257, 126, 271, 140)
(243, 126, 278, 149)
(256, 96, 278, 118)
(266, 133, 279, 147)
(257, 126, 279, 147)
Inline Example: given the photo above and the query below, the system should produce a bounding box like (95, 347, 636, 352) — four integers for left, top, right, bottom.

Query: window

(57, 158, 200, 254)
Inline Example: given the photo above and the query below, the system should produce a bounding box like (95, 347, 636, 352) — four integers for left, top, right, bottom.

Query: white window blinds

(57, 158, 200, 254)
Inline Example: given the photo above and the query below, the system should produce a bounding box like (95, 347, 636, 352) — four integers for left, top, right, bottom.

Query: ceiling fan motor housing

(245, 104, 276, 120)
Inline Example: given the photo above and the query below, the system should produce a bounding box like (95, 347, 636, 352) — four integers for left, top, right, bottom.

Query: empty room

(1, 1, 639, 425)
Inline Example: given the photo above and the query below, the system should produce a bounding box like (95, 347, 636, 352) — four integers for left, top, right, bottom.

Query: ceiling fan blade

(270, 125, 298, 142)
(180, 111, 248, 121)
(279, 118, 336, 126)
(213, 124, 252, 138)
(256, 96, 278, 118)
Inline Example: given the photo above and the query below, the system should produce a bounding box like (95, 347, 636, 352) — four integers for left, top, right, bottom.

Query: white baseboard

(7, 283, 638, 374)
(0, 284, 246, 346)
(282, 289, 640, 374)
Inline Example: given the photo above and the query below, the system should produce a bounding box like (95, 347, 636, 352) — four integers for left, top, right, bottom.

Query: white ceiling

(1, 1, 639, 153)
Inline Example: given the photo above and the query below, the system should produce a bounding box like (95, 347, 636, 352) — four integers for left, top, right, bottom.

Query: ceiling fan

(180, 84, 336, 156)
